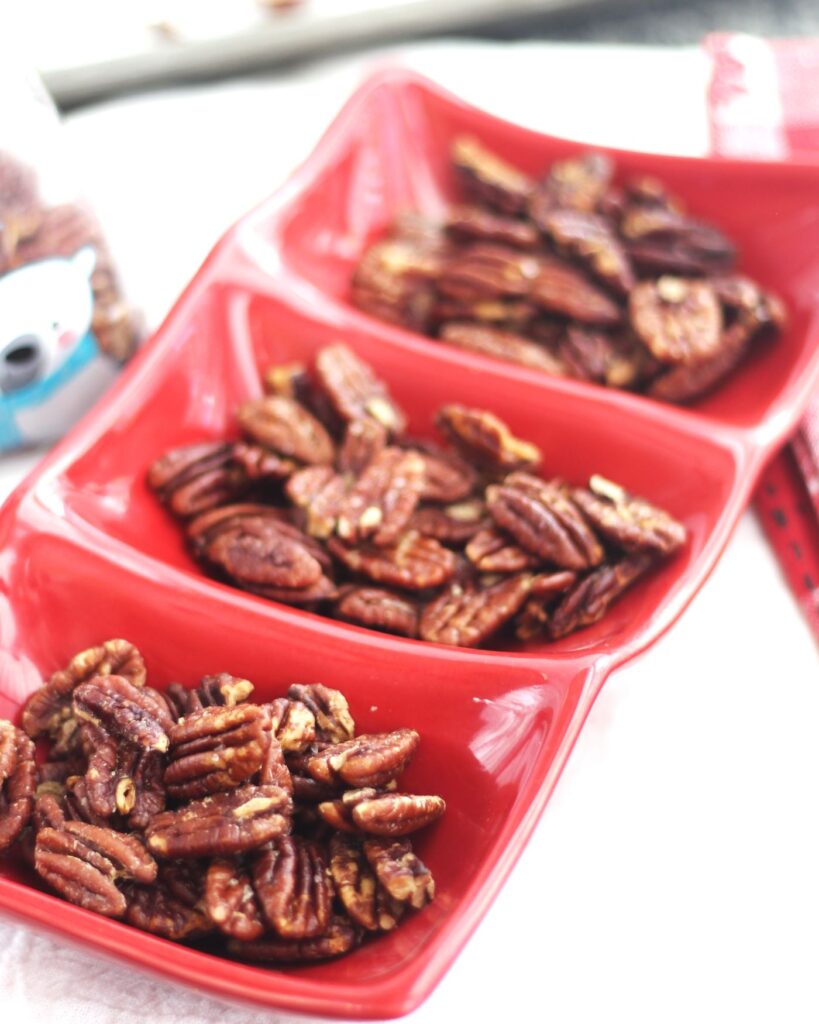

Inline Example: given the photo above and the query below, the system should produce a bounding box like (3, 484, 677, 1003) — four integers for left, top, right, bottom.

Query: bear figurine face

(0, 246, 96, 394)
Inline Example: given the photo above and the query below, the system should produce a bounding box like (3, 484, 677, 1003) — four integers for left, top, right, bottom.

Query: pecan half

(415, 447, 478, 503)
(64, 775, 108, 827)
(35, 822, 157, 917)
(620, 206, 736, 275)
(408, 500, 487, 545)
(630, 277, 722, 365)
(237, 395, 335, 466)
(646, 321, 753, 403)
(436, 404, 540, 473)
(351, 236, 441, 333)
(487, 473, 604, 569)
(252, 836, 332, 939)
(258, 730, 293, 792)
(165, 704, 267, 801)
(439, 243, 540, 301)
(127, 876, 211, 940)
(329, 833, 404, 932)
(446, 204, 539, 249)
(203, 515, 324, 590)
(147, 441, 247, 517)
(146, 784, 292, 859)
(306, 729, 419, 788)
(572, 475, 687, 555)
(532, 151, 613, 213)
(230, 441, 296, 482)
(335, 586, 419, 638)
(465, 526, 539, 572)
(245, 574, 338, 607)
(287, 684, 355, 745)
(73, 675, 172, 753)
(419, 574, 533, 647)
(549, 552, 654, 638)
(262, 697, 317, 753)
(336, 448, 426, 547)
(205, 859, 265, 940)
(0, 725, 35, 852)
(530, 258, 622, 326)
(536, 208, 634, 295)
(227, 916, 360, 962)
(439, 322, 567, 377)
(322, 790, 445, 837)
(451, 136, 534, 215)
(315, 343, 406, 435)
(363, 837, 435, 910)
(337, 417, 388, 476)
(185, 674, 255, 714)
(329, 531, 457, 591)
(286, 465, 349, 539)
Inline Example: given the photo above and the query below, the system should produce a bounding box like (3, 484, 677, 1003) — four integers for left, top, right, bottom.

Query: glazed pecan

(465, 526, 539, 572)
(227, 916, 360, 962)
(237, 395, 335, 466)
(558, 325, 655, 390)
(73, 675, 172, 753)
(0, 725, 35, 852)
(127, 749, 166, 830)
(306, 729, 419, 789)
(321, 790, 445, 837)
(81, 721, 142, 820)
(532, 151, 613, 213)
(513, 571, 578, 641)
(712, 273, 786, 334)
(205, 859, 265, 941)
(439, 243, 540, 302)
(329, 832, 404, 932)
(35, 822, 157, 917)
(127, 875, 211, 940)
(408, 499, 487, 545)
(647, 321, 753, 403)
(363, 837, 435, 910)
(419, 574, 533, 647)
(487, 473, 604, 569)
(287, 684, 355, 745)
(145, 784, 292, 859)
(262, 698, 317, 753)
(432, 296, 536, 331)
(186, 673, 255, 714)
(536, 208, 634, 295)
(439, 322, 568, 376)
(316, 786, 382, 833)
(147, 441, 247, 517)
(203, 515, 324, 590)
(245, 573, 338, 607)
(572, 475, 687, 555)
(530, 258, 622, 326)
(337, 417, 388, 476)
(286, 465, 349, 539)
(258, 730, 293, 792)
(336, 448, 426, 547)
(64, 775, 108, 827)
(549, 552, 654, 638)
(630, 277, 723, 365)
(33, 789, 67, 833)
(436, 404, 540, 473)
(620, 206, 736, 275)
(446, 204, 539, 249)
(415, 446, 478, 503)
(351, 236, 441, 333)
(315, 343, 406, 435)
(230, 441, 296, 482)
(165, 704, 267, 801)
(335, 586, 419, 638)
(329, 531, 457, 591)
(22, 639, 145, 749)
(451, 135, 535, 215)
(252, 836, 331, 939)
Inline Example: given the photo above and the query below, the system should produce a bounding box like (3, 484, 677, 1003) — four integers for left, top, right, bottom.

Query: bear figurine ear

(71, 244, 96, 279)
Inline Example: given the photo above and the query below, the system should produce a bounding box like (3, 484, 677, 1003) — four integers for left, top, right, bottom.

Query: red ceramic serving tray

(1, 69, 819, 1019)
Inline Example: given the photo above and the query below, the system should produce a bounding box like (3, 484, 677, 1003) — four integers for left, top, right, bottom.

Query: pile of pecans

(350, 137, 786, 404)
(0, 639, 443, 962)
(148, 344, 687, 647)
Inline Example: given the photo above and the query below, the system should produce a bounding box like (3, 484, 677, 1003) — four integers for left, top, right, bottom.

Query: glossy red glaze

(1, 70, 819, 1018)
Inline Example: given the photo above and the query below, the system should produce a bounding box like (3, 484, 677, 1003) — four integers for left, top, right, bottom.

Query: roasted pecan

(530, 258, 622, 326)
(147, 441, 247, 517)
(237, 395, 335, 466)
(329, 832, 404, 932)
(432, 296, 536, 332)
(335, 586, 419, 638)
(244, 574, 338, 607)
(549, 552, 654, 638)
(64, 775, 108, 827)
(572, 475, 687, 555)
(536, 208, 634, 295)
(322, 790, 445, 837)
(262, 698, 317, 753)
(205, 859, 265, 940)
(630, 277, 722, 365)
(336, 447, 426, 547)
(439, 322, 568, 377)
(711, 274, 786, 334)
(513, 571, 578, 641)
(22, 639, 145, 749)
(419, 573, 533, 647)
(203, 515, 324, 590)
(81, 721, 139, 820)
(439, 243, 540, 302)
(620, 206, 736, 275)
(408, 499, 487, 545)
(465, 526, 539, 572)
(647, 321, 753, 403)
(451, 136, 535, 215)
(286, 465, 349, 539)
(414, 446, 478, 503)
(73, 675, 172, 753)
(445, 204, 539, 249)
(306, 729, 419, 789)
(230, 441, 296, 482)
(436, 404, 540, 473)
(165, 704, 267, 801)
(127, 749, 166, 830)
(337, 417, 388, 476)
(487, 473, 604, 569)
(316, 786, 381, 833)
(127, 876, 211, 940)
(351, 236, 441, 333)
(35, 822, 157, 917)
(315, 343, 406, 435)
(146, 784, 292, 859)
(251, 836, 331, 939)
(258, 731, 293, 792)
(33, 789, 67, 832)
(0, 725, 35, 852)
(287, 684, 355, 745)
(532, 151, 613, 213)
(328, 531, 457, 590)
(227, 915, 361, 962)
(363, 837, 435, 910)
(185, 674, 255, 714)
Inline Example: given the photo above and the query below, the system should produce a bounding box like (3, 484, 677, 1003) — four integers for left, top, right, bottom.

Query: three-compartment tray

(2, 69, 819, 1018)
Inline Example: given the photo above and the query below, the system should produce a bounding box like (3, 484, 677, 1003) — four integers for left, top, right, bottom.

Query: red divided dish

(2, 69, 819, 1019)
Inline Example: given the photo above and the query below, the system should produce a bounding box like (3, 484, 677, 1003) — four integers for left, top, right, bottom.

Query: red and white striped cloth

(706, 34, 819, 639)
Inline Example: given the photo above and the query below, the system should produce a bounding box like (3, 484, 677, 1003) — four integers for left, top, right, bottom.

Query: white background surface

(1, 41, 818, 1024)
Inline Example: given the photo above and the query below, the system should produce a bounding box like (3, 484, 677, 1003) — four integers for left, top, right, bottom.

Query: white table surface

(1, 40, 818, 1024)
